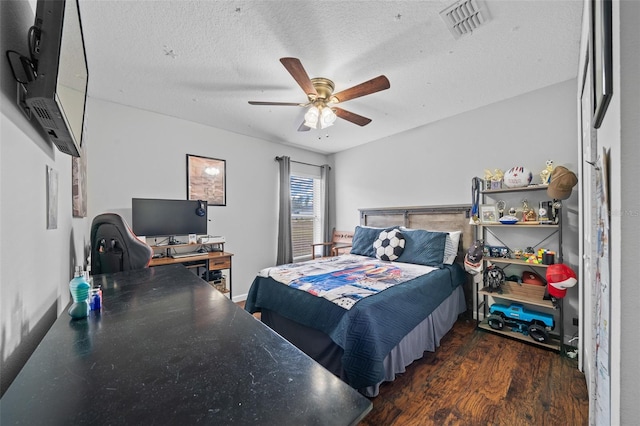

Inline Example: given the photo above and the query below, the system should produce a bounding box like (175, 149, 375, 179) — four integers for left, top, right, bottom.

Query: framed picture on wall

(591, 0, 613, 129)
(186, 154, 226, 206)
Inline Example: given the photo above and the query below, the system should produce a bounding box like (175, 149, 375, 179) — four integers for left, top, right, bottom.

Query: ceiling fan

(248, 57, 390, 131)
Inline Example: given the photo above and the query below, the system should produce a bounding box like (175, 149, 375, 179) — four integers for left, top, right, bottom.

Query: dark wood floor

(238, 301, 588, 425)
(359, 319, 589, 426)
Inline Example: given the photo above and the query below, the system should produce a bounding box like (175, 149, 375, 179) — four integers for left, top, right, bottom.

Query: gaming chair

(90, 213, 153, 275)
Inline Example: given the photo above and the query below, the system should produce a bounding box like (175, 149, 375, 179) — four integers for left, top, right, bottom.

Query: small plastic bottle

(90, 287, 102, 311)
(68, 266, 90, 319)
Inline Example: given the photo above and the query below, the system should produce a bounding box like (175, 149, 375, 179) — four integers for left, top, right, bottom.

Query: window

(290, 169, 323, 261)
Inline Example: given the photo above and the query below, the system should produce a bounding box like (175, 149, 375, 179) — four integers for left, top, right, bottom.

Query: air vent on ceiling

(440, 0, 490, 39)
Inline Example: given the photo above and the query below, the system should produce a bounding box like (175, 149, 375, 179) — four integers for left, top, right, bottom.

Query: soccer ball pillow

(373, 229, 405, 261)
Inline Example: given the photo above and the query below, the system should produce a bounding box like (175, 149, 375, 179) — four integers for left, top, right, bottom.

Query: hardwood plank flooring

(237, 301, 588, 425)
(358, 319, 588, 426)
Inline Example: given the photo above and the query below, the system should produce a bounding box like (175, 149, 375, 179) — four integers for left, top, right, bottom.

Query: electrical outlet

(573, 317, 579, 326)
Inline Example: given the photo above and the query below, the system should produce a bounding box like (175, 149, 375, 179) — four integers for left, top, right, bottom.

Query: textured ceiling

(78, 0, 584, 154)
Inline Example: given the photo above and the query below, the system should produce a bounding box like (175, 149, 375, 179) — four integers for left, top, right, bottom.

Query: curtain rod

(274, 156, 330, 170)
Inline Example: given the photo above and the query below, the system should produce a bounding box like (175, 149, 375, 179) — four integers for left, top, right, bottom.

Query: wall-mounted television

(7, 0, 89, 157)
(131, 198, 208, 240)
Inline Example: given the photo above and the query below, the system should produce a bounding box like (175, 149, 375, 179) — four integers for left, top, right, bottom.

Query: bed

(245, 205, 473, 397)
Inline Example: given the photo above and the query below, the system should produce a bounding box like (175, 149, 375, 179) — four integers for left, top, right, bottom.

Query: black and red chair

(90, 213, 153, 275)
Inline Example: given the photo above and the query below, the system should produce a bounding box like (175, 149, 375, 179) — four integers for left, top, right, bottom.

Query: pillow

(350, 226, 391, 257)
(396, 228, 448, 268)
(443, 231, 462, 265)
(401, 227, 461, 265)
(373, 229, 405, 261)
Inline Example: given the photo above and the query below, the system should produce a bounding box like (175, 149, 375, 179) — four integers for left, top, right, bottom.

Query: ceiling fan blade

(333, 107, 372, 126)
(248, 101, 305, 106)
(331, 75, 390, 103)
(280, 57, 318, 97)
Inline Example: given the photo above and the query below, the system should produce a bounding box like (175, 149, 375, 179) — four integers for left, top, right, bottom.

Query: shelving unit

(474, 182, 564, 352)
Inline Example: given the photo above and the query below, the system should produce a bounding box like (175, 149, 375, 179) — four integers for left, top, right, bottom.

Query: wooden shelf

(478, 321, 561, 352)
(150, 242, 197, 249)
(150, 251, 231, 266)
(486, 258, 551, 268)
(150, 241, 226, 260)
(481, 184, 549, 194)
(479, 281, 556, 309)
(478, 223, 558, 228)
(150, 241, 224, 250)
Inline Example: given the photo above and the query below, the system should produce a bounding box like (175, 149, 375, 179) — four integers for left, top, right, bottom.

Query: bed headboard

(359, 204, 475, 260)
(359, 204, 475, 315)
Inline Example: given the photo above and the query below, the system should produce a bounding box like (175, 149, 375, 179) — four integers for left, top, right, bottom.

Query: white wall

(86, 98, 328, 301)
(332, 79, 580, 339)
(334, 79, 580, 224)
(1, 0, 88, 394)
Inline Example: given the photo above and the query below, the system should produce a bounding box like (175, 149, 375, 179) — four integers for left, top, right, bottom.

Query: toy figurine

(521, 199, 537, 222)
(525, 209, 537, 222)
(540, 160, 554, 185)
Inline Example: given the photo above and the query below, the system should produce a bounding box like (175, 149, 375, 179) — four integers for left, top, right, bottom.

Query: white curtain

(276, 156, 293, 265)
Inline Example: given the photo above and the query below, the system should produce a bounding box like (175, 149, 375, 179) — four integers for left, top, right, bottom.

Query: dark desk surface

(1, 265, 371, 425)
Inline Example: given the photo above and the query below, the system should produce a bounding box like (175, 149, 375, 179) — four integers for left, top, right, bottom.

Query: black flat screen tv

(17, 0, 89, 157)
(132, 198, 208, 238)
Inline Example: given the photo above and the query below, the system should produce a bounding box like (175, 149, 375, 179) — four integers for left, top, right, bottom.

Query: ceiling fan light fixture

(304, 105, 319, 128)
(319, 106, 337, 129)
(248, 58, 390, 132)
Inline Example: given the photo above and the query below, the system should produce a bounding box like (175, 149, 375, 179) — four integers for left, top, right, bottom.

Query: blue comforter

(245, 259, 466, 389)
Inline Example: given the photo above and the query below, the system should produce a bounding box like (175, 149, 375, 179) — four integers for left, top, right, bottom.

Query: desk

(150, 251, 233, 298)
(0, 265, 371, 425)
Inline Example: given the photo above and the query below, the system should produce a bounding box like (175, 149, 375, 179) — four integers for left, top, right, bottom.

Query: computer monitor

(131, 198, 207, 240)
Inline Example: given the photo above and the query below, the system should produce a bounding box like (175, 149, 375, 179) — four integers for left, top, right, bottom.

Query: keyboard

(170, 252, 204, 259)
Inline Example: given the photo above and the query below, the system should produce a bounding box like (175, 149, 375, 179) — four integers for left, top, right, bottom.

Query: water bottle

(68, 266, 90, 319)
